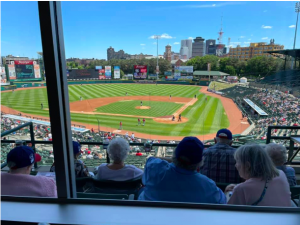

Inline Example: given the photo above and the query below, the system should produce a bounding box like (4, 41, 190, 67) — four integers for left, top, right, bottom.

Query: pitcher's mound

(154, 116, 188, 124)
(135, 106, 151, 109)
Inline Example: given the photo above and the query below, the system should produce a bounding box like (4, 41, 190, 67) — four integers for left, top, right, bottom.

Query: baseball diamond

(1, 84, 249, 140)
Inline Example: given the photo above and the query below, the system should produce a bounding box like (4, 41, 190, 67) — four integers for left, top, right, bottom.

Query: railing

(266, 126, 300, 164)
(2, 123, 300, 170)
(1, 122, 37, 168)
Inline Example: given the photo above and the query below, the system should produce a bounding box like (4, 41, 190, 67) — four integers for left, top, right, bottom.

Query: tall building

(192, 37, 205, 58)
(164, 45, 172, 62)
(206, 39, 216, 55)
(107, 47, 130, 60)
(229, 40, 284, 61)
(180, 39, 192, 59)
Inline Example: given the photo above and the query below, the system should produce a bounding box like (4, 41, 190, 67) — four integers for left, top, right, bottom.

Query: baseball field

(1, 83, 248, 140)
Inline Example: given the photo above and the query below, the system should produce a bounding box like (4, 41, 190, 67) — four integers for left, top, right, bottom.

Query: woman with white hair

(225, 144, 291, 207)
(96, 138, 143, 181)
(265, 143, 297, 186)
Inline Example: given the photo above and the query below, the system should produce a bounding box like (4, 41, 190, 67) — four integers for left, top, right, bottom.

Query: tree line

(184, 55, 285, 76)
(67, 54, 285, 78)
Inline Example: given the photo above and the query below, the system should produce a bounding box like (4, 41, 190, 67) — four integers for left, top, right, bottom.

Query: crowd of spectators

(1, 127, 297, 207)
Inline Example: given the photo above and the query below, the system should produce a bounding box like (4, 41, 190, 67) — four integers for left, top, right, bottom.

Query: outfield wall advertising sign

(8, 64, 16, 80)
(105, 66, 112, 79)
(133, 65, 147, 79)
(99, 75, 106, 79)
(114, 66, 120, 79)
(164, 71, 172, 76)
(95, 66, 102, 70)
(174, 66, 193, 77)
(165, 76, 178, 81)
(34, 64, 41, 78)
(99, 69, 105, 76)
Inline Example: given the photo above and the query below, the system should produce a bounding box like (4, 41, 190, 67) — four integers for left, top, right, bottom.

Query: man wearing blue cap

(200, 129, 243, 183)
(138, 137, 226, 204)
(1, 146, 57, 197)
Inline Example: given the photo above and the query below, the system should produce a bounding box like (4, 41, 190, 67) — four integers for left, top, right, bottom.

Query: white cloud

(289, 25, 296, 28)
(149, 33, 175, 39)
(262, 37, 269, 40)
(261, 25, 272, 29)
(186, 2, 243, 8)
(248, 39, 251, 41)
(140, 44, 146, 46)
(174, 42, 180, 45)
(263, 10, 267, 12)
(188, 37, 194, 40)
(240, 36, 245, 38)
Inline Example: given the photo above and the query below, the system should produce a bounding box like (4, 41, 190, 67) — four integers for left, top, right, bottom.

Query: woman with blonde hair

(225, 144, 291, 207)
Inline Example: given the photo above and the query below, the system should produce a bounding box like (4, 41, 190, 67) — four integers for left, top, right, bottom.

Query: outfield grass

(208, 81, 237, 91)
(1, 84, 230, 136)
(95, 100, 183, 117)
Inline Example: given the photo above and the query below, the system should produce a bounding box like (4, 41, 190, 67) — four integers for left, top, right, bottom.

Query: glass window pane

(1, 1, 57, 198)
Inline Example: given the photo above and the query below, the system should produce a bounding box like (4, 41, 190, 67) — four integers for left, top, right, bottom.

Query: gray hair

(265, 143, 287, 166)
(215, 137, 232, 145)
(234, 144, 279, 181)
(107, 138, 130, 163)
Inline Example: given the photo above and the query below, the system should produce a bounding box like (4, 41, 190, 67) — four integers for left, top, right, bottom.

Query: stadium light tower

(153, 35, 161, 80)
(293, 2, 300, 49)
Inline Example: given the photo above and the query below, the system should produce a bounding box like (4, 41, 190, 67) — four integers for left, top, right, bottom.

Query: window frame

(1, 2, 300, 220)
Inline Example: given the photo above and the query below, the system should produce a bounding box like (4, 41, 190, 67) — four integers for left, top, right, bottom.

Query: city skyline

(1, 1, 298, 59)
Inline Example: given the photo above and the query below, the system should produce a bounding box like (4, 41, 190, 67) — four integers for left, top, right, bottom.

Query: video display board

(68, 69, 100, 79)
(15, 60, 34, 79)
(133, 65, 148, 79)
(174, 66, 193, 77)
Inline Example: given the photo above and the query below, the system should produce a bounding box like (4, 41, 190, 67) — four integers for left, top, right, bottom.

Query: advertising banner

(99, 69, 105, 76)
(178, 76, 193, 80)
(98, 75, 106, 80)
(164, 71, 172, 76)
(0, 67, 6, 76)
(114, 66, 120, 79)
(165, 76, 178, 81)
(133, 65, 147, 79)
(105, 66, 112, 78)
(8, 64, 16, 80)
(174, 66, 193, 77)
(34, 65, 41, 78)
(95, 66, 102, 70)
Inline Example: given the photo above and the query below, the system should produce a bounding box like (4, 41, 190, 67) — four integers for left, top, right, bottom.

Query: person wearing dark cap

(50, 141, 93, 177)
(200, 129, 243, 184)
(138, 137, 226, 204)
(1, 146, 57, 197)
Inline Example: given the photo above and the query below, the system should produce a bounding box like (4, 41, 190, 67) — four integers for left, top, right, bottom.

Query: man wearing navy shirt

(138, 137, 226, 204)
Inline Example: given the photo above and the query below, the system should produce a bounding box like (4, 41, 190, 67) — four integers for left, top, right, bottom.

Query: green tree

(224, 65, 236, 75)
(186, 55, 219, 71)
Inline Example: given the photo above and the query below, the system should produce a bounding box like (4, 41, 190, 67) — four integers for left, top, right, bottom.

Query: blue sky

(1, 1, 298, 59)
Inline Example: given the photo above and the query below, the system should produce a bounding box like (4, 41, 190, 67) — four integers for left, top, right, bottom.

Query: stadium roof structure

(266, 49, 300, 58)
(193, 71, 230, 76)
